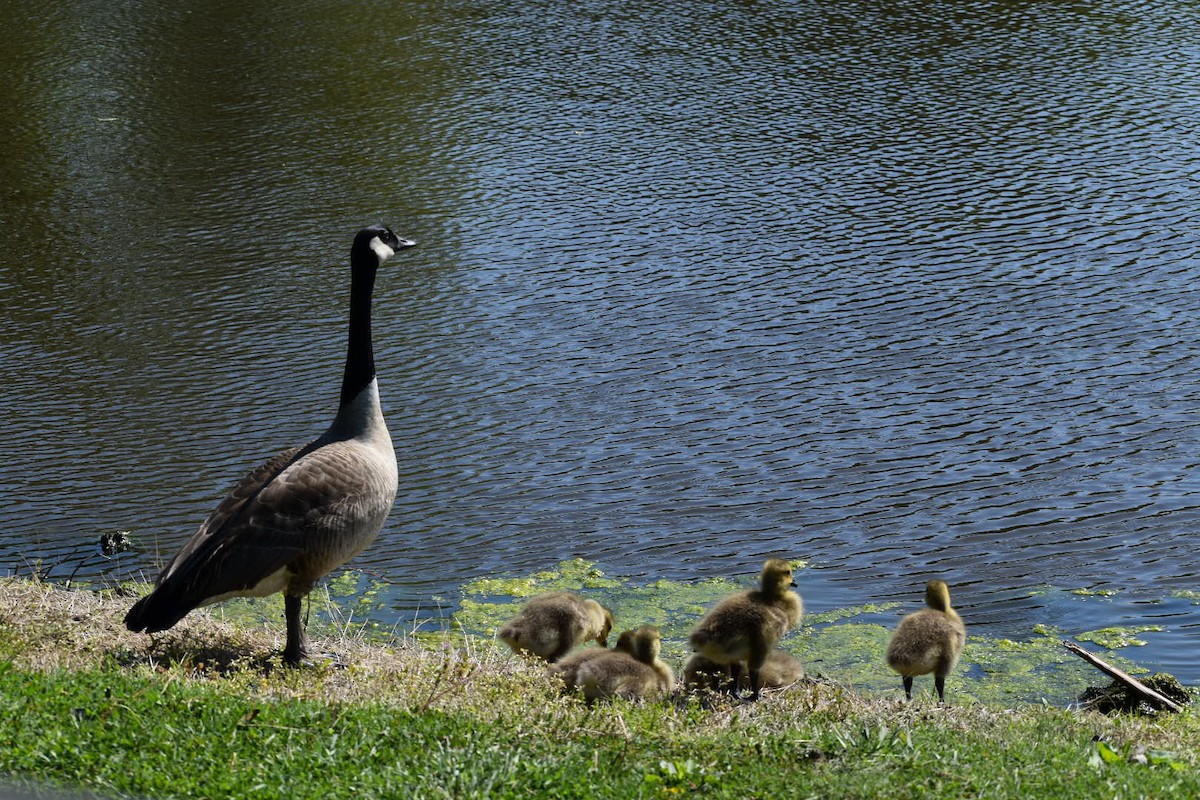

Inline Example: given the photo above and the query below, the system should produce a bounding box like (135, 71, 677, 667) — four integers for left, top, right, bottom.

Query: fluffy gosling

(689, 559, 804, 700)
(886, 579, 966, 703)
(683, 650, 805, 695)
(573, 625, 675, 703)
(497, 592, 614, 662)
(548, 629, 636, 689)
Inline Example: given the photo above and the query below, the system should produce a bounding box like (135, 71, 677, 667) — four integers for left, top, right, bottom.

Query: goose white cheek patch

(369, 236, 396, 264)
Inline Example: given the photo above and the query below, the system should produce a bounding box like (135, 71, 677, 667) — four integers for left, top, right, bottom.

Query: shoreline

(0, 575, 1197, 799)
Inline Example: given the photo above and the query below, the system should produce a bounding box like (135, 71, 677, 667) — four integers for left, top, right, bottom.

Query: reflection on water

(2, 0, 1199, 683)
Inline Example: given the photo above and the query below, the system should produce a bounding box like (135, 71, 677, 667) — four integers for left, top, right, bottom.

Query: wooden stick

(1061, 640, 1182, 713)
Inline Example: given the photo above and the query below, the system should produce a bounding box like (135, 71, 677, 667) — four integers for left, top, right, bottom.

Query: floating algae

(1071, 587, 1120, 597)
(1076, 625, 1165, 650)
(450, 560, 1166, 706)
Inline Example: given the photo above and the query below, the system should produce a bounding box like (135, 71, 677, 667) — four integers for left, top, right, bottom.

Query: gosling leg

(747, 667, 763, 701)
(727, 661, 744, 696)
(902, 676, 914, 700)
(746, 651, 767, 701)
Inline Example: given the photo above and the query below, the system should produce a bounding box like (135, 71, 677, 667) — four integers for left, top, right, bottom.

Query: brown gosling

(683, 650, 805, 695)
(548, 629, 636, 690)
(573, 625, 675, 703)
(886, 579, 966, 703)
(497, 592, 614, 662)
(688, 558, 804, 700)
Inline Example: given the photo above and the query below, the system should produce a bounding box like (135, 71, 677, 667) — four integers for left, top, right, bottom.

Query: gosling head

(597, 607, 615, 647)
(760, 558, 797, 596)
(612, 629, 637, 655)
(351, 224, 417, 269)
(924, 579, 953, 612)
(631, 625, 662, 663)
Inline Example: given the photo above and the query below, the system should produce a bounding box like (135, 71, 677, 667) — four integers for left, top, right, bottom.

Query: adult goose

(125, 225, 415, 665)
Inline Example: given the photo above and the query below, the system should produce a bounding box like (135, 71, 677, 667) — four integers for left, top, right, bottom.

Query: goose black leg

(283, 594, 308, 666)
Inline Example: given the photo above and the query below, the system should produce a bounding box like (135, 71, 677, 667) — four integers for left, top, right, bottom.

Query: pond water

(2, 0, 1199, 686)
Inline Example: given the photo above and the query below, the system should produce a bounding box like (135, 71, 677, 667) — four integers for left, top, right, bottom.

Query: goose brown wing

(157, 438, 392, 604)
(155, 445, 308, 599)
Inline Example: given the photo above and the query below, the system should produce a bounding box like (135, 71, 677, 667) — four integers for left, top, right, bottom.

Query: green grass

(1, 661, 1196, 799)
(0, 572, 1197, 799)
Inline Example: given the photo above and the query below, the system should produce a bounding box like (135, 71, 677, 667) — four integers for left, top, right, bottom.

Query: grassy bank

(0, 576, 1196, 799)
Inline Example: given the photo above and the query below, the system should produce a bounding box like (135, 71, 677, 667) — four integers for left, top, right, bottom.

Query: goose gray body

(548, 629, 635, 690)
(125, 225, 414, 665)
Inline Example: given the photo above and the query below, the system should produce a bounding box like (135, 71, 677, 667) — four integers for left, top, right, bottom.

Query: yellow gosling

(688, 559, 803, 700)
(574, 625, 675, 703)
(548, 629, 635, 689)
(683, 650, 805, 695)
(497, 592, 614, 663)
(760, 649, 805, 688)
(886, 579, 966, 703)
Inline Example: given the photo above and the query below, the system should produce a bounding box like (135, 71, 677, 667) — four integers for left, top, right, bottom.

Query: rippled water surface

(2, 0, 1200, 683)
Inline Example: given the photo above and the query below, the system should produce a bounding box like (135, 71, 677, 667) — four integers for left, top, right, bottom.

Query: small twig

(419, 650, 478, 713)
(65, 553, 102, 588)
(615, 711, 631, 741)
(1061, 640, 1182, 713)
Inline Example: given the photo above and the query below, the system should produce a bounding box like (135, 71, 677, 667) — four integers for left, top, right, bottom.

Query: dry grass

(0, 576, 609, 727)
(0, 576, 269, 673)
(2, 577, 1200, 799)
(0, 574, 1195, 757)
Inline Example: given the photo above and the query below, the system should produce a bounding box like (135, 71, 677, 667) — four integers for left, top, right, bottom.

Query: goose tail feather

(124, 588, 192, 633)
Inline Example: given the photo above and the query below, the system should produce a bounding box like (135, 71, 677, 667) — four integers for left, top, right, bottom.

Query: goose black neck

(339, 261, 378, 407)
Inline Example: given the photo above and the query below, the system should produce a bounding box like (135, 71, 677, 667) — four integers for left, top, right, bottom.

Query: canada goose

(683, 650, 805, 695)
(573, 625, 675, 702)
(548, 628, 636, 689)
(497, 592, 614, 662)
(124, 225, 415, 666)
(886, 579, 966, 703)
(689, 558, 803, 700)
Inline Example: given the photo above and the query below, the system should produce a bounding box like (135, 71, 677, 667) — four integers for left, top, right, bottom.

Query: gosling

(683, 650, 805, 695)
(886, 579, 966, 703)
(497, 592, 614, 662)
(573, 625, 675, 703)
(549, 629, 636, 689)
(689, 558, 804, 700)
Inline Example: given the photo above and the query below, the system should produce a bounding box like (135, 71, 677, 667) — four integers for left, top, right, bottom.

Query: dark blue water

(2, 0, 1199, 684)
